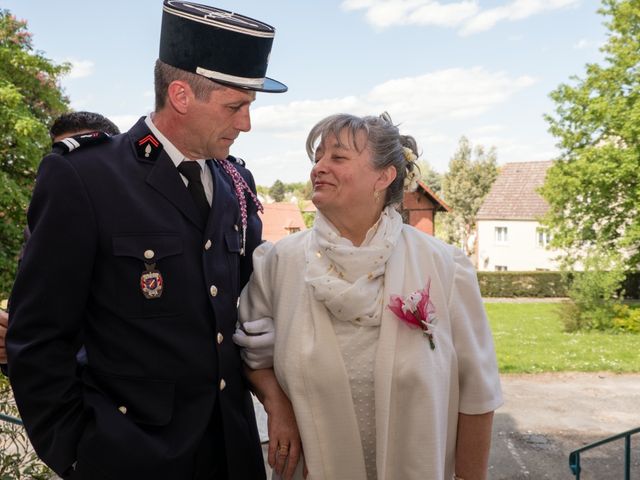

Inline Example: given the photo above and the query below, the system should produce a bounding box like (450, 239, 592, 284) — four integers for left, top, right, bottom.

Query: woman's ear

(377, 165, 398, 191)
(166, 80, 191, 115)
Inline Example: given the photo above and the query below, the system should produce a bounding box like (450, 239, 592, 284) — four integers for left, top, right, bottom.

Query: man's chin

(212, 148, 231, 160)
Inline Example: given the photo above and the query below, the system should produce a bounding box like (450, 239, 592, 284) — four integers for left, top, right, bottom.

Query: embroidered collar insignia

(136, 133, 162, 161)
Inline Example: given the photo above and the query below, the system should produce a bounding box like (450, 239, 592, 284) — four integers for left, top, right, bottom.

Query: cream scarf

(304, 207, 403, 327)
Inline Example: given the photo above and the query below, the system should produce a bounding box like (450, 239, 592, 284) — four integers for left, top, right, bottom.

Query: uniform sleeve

(448, 248, 503, 414)
(7, 153, 95, 474)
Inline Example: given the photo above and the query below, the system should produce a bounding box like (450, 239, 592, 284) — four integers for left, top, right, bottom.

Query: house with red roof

(476, 161, 559, 271)
(259, 202, 307, 243)
(401, 180, 450, 236)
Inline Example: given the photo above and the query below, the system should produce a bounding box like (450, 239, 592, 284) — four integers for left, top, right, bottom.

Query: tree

(269, 179, 286, 202)
(0, 10, 70, 297)
(540, 0, 640, 270)
(282, 180, 312, 202)
(438, 136, 498, 256)
(416, 160, 443, 195)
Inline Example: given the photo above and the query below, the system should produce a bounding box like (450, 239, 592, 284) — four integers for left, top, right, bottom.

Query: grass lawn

(485, 302, 640, 373)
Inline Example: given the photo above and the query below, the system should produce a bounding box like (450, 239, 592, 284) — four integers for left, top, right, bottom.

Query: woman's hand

(265, 390, 302, 480)
(244, 366, 303, 479)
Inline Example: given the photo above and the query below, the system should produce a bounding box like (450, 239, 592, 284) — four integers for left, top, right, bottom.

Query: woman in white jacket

(235, 113, 502, 480)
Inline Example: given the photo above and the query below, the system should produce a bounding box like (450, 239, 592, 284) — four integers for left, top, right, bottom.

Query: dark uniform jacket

(7, 117, 265, 479)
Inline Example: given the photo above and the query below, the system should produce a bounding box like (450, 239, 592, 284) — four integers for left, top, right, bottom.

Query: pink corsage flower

(388, 279, 437, 350)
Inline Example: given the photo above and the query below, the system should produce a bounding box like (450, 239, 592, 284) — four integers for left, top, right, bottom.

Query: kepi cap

(160, 1, 287, 93)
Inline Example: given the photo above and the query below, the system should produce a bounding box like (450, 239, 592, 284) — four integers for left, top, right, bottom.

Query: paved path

(490, 372, 640, 479)
(261, 372, 640, 479)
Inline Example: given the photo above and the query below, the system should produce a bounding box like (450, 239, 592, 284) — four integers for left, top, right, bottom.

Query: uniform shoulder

(51, 131, 113, 155)
(221, 156, 259, 195)
(226, 154, 246, 168)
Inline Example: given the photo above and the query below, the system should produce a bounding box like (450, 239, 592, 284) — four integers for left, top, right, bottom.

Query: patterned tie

(177, 161, 210, 223)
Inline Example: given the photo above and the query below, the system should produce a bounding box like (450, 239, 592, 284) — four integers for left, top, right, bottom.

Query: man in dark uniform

(6, 2, 287, 479)
(0, 111, 120, 375)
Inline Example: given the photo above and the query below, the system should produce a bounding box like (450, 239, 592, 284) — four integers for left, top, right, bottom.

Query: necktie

(177, 161, 210, 223)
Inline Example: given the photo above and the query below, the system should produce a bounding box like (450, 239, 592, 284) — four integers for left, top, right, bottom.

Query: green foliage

(560, 252, 627, 332)
(612, 304, 640, 332)
(478, 271, 570, 298)
(486, 302, 640, 373)
(415, 160, 442, 195)
(260, 180, 313, 203)
(301, 212, 315, 229)
(438, 136, 497, 255)
(478, 269, 640, 299)
(541, 0, 640, 270)
(0, 10, 70, 297)
(286, 180, 312, 202)
(0, 378, 54, 479)
(256, 185, 269, 198)
(268, 179, 286, 202)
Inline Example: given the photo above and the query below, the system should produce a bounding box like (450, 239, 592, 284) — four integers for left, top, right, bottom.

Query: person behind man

(236, 113, 503, 479)
(6, 2, 287, 479)
(49, 111, 120, 143)
(0, 111, 120, 374)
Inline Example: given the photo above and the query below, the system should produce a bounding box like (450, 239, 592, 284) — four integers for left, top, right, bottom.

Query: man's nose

(236, 109, 251, 132)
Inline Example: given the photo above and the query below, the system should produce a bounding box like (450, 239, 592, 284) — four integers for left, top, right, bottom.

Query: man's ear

(166, 80, 191, 115)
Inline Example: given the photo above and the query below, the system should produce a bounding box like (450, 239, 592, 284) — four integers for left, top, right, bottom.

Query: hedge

(478, 271, 640, 298)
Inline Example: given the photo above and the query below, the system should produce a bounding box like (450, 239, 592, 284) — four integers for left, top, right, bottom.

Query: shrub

(0, 377, 54, 479)
(612, 304, 640, 333)
(477, 271, 569, 297)
(559, 252, 626, 332)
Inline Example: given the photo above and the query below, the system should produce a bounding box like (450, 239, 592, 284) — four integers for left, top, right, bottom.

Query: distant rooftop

(477, 161, 552, 220)
(415, 180, 449, 212)
(259, 202, 307, 242)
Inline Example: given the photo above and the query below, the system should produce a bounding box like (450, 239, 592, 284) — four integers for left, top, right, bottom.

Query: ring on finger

(277, 444, 290, 456)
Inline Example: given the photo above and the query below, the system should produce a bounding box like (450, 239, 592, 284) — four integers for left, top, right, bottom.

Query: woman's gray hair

(154, 59, 224, 111)
(305, 112, 420, 207)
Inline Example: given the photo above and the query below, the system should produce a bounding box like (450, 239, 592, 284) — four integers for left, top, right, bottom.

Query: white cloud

(251, 67, 535, 135)
(251, 96, 365, 133)
(238, 66, 539, 182)
(460, 0, 578, 35)
(341, 0, 579, 35)
(65, 58, 95, 79)
(369, 67, 536, 121)
(410, 1, 479, 27)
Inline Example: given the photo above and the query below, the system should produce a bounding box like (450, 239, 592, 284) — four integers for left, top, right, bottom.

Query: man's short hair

(154, 59, 223, 111)
(49, 111, 120, 141)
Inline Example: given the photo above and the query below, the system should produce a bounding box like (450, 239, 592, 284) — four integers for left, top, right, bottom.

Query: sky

(4, 0, 608, 187)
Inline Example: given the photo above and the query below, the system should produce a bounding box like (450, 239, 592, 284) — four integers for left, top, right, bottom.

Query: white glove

(233, 317, 275, 369)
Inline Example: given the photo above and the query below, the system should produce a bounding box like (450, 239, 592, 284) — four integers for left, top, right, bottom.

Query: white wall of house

(477, 219, 561, 271)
